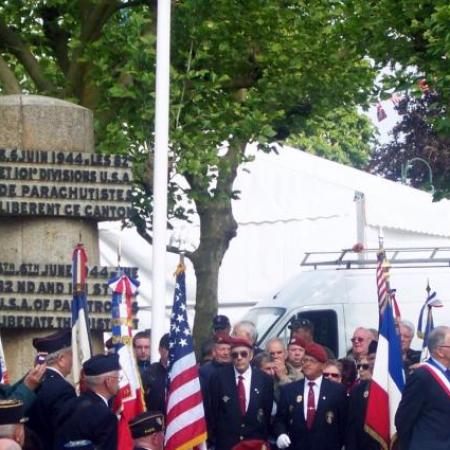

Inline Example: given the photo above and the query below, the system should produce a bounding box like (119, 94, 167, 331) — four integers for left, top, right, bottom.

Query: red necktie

(306, 381, 315, 429)
(237, 375, 246, 415)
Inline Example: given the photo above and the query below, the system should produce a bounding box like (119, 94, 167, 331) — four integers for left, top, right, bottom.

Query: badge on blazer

(257, 408, 264, 423)
(325, 411, 334, 424)
(364, 390, 369, 398)
(296, 395, 303, 403)
(222, 395, 230, 403)
(254, 388, 260, 394)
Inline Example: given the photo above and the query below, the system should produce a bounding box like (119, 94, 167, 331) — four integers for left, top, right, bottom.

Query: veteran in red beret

(207, 336, 274, 450)
(273, 343, 348, 450)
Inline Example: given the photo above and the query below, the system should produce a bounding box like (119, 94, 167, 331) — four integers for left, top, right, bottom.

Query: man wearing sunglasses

(274, 343, 347, 450)
(396, 326, 450, 450)
(208, 337, 274, 450)
(348, 328, 373, 361)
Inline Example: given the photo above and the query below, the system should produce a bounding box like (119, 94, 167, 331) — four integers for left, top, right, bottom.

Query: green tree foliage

(0, 0, 377, 348)
(370, 92, 450, 198)
(346, 0, 450, 132)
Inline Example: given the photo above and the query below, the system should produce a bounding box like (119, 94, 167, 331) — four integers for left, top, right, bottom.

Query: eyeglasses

(231, 350, 249, 359)
(107, 375, 123, 381)
(438, 345, 450, 348)
(351, 337, 364, 343)
(357, 363, 370, 371)
(323, 372, 341, 379)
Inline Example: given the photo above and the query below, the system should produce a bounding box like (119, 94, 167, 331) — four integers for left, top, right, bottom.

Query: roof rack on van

(301, 247, 450, 269)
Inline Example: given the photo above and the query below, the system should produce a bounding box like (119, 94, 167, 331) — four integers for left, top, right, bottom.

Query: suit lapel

(314, 378, 330, 427)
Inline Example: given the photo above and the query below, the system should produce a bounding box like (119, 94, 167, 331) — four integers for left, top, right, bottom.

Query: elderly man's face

(399, 325, 413, 352)
(214, 343, 231, 364)
(231, 346, 253, 373)
(351, 328, 372, 356)
(266, 341, 287, 363)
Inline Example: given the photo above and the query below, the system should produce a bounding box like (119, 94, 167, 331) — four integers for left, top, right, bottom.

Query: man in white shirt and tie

(208, 337, 274, 450)
(274, 343, 347, 450)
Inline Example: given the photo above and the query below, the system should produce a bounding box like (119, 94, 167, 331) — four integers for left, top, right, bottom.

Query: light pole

(400, 157, 435, 195)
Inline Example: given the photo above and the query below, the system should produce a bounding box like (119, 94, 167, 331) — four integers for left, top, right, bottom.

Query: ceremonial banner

(417, 285, 443, 360)
(365, 301, 405, 449)
(109, 272, 144, 450)
(0, 331, 9, 384)
(71, 243, 92, 389)
(165, 262, 207, 450)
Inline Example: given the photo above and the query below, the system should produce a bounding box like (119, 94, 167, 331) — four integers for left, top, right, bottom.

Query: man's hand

(273, 360, 288, 381)
(24, 364, 46, 391)
(276, 434, 291, 449)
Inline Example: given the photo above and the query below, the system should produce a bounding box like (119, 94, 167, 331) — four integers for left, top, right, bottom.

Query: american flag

(417, 284, 443, 360)
(165, 263, 207, 450)
(109, 271, 145, 450)
(71, 243, 92, 390)
(376, 249, 390, 315)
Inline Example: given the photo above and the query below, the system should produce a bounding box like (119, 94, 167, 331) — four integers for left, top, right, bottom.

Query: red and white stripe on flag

(165, 352, 207, 450)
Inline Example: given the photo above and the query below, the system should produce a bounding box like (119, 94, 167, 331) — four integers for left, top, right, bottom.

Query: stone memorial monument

(0, 95, 138, 379)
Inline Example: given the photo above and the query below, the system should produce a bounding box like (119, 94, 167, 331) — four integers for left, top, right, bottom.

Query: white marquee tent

(99, 145, 450, 328)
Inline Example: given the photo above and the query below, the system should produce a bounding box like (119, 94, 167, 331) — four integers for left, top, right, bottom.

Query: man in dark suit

(274, 342, 347, 450)
(57, 353, 121, 450)
(395, 325, 450, 450)
(142, 333, 169, 414)
(27, 329, 76, 450)
(208, 337, 274, 450)
(129, 410, 164, 450)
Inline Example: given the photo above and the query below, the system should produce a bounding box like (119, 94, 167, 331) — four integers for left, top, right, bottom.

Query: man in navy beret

(27, 329, 76, 450)
(129, 410, 164, 450)
(56, 353, 121, 450)
(0, 399, 27, 447)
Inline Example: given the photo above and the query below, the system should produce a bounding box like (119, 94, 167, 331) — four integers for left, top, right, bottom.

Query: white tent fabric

(99, 145, 450, 327)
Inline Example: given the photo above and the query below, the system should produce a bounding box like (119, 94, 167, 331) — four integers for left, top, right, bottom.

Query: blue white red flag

(165, 263, 207, 450)
(417, 286, 443, 360)
(109, 271, 144, 450)
(71, 244, 92, 390)
(365, 300, 405, 449)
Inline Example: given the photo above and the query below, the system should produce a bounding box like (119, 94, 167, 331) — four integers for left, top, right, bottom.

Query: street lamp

(400, 157, 435, 195)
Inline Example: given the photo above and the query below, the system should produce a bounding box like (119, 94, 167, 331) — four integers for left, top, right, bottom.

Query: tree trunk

(190, 197, 238, 356)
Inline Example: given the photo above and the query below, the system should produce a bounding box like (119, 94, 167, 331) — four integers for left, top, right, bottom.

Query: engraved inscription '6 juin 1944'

(0, 149, 135, 220)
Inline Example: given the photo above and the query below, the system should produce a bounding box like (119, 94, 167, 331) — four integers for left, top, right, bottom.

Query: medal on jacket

(222, 395, 230, 403)
(296, 395, 302, 403)
(326, 411, 334, 424)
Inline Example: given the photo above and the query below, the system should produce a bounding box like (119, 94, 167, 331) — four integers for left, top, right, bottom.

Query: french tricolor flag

(365, 301, 405, 448)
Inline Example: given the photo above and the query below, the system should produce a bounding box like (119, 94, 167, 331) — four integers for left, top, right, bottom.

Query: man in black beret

(129, 411, 164, 450)
(212, 315, 231, 336)
(27, 329, 76, 450)
(0, 399, 27, 447)
(56, 353, 121, 450)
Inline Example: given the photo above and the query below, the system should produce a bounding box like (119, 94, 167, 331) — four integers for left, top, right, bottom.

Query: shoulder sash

(420, 362, 450, 399)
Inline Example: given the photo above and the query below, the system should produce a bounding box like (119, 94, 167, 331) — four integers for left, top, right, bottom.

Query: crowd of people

(0, 315, 448, 450)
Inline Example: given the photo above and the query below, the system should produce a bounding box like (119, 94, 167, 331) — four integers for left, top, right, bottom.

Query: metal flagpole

(151, 0, 172, 362)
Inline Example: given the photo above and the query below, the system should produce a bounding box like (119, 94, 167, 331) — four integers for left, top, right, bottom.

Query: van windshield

(242, 307, 285, 345)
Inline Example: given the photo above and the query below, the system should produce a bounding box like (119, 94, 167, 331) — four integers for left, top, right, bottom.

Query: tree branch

(40, 5, 71, 75)
(0, 54, 21, 94)
(0, 18, 55, 93)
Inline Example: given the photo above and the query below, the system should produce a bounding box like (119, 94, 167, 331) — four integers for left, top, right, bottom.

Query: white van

(242, 248, 450, 357)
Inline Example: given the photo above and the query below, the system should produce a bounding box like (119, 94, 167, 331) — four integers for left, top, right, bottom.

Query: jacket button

(240, 436, 244, 440)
